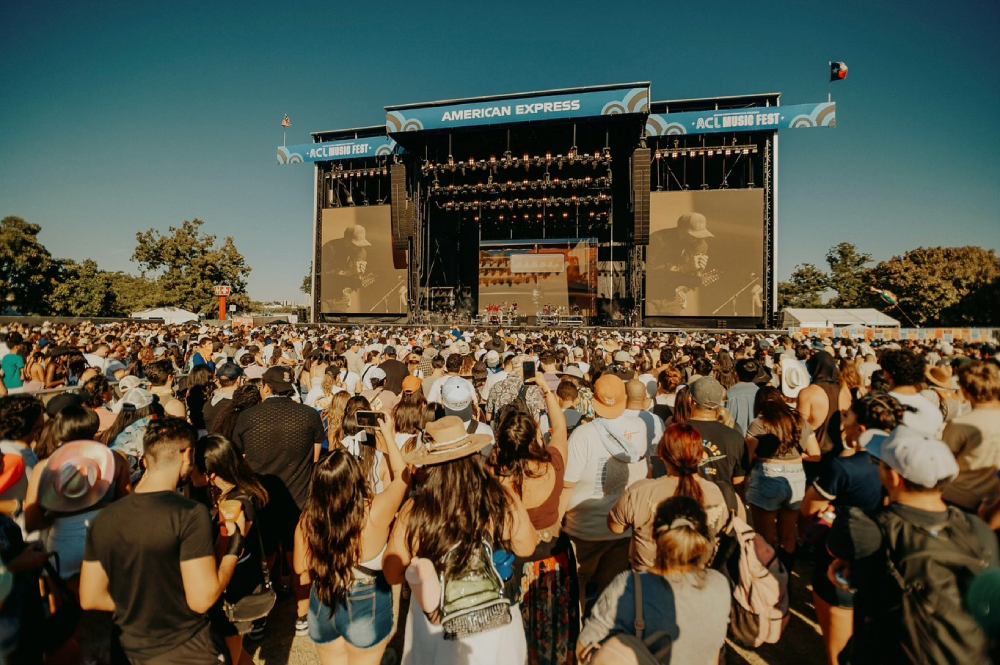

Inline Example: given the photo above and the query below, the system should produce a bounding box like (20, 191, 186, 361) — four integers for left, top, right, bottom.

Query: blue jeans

(308, 572, 393, 648)
(746, 462, 806, 511)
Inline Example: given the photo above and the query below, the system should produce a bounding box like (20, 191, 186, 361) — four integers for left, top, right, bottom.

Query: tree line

(777, 242, 1000, 326)
(0, 216, 251, 318)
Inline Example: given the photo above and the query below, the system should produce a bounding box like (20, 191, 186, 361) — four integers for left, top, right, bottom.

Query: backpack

(438, 540, 511, 639)
(874, 505, 992, 665)
(587, 571, 671, 665)
(712, 515, 789, 648)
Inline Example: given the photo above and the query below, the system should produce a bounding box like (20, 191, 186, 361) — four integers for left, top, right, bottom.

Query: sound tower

(390, 163, 414, 269)
(632, 147, 651, 245)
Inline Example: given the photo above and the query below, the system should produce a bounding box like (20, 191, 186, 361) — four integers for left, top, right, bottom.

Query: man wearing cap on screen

(648, 211, 716, 314)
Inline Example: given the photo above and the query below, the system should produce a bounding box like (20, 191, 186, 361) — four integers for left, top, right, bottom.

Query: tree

(867, 246, 1000, 326)
(778, 263, 829, 309)
(301, 262, 312, 295)
(0, 216, 58, 314)
(132, 219, 251, 317)
(107, 271, 158, 315)
(49, 259, 118, 317)
(825, 242, 872, 307)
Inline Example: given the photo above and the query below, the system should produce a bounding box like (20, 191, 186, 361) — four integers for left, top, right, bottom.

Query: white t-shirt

(83, 353, 107, 371)
(563, 415, 648, 541)
(625, 408, 665, 461)
(891, 390, 945, 438)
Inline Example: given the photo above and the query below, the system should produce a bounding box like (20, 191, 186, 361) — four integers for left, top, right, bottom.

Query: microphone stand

(712, 274, 759, 316)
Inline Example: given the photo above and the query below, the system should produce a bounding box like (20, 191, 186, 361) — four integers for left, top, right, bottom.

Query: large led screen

(320, 206, 408, 314)
(479, 240, 596, 317)
(646, 189, 765, 317)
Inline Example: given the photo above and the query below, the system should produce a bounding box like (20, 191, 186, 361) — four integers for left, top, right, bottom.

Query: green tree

(0, 216, 58, 314)
(778, 263, 829, 309)
(107, 271, 158, 315)
(132, 219, 251, 317)
(867, 246, 1000, 325)
(301, 262, 312, 295)
(49, 259, 118, 317)
(825, 242, 872, 307)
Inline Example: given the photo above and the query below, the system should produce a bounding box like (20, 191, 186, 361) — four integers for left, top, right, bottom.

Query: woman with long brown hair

(745, 392, 821, 571)
(384, 416, 538, 665)
(487, 377, 573, 665)
(333, 396, 390, 493)
(293, 416, 409, 665)
(580, 497, 730, 665)
(609, 422, 732, 571)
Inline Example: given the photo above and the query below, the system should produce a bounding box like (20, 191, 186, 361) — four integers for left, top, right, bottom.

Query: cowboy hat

(781, 361, 811, 399)
(39, 440, 115, 513)
(925, 365, 957, 390)
(402, 416, 492, 467)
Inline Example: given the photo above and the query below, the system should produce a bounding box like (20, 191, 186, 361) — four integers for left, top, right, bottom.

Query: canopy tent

(131, 307, 200, 325)
(782, 308, 899, 328)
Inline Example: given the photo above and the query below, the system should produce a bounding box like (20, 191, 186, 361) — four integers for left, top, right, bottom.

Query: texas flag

(830, 61, 848, 81)
(281, 114, 292, 128)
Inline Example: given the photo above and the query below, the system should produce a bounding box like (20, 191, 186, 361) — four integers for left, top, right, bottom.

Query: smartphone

(522, 361, 536, 381)
(356, 410, 385, 429)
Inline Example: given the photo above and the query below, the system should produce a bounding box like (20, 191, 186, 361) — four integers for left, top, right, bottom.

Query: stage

(276, 82, 837, 328)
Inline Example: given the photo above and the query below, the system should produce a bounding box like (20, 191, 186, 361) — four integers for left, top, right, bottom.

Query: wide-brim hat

(403, 416, 492, 467)
(559, 365, 585, 380)
(925, 365, 957, 390)
(781, 361, 811, 399)
(39, 440, 114, 513)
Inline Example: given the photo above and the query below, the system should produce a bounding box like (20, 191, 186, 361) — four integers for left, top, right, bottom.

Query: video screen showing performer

(320, 206, 408, 314)
(646, 189, 764, 317)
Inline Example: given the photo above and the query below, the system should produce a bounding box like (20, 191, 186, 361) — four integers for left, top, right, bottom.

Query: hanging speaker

(632, 147, 651, 245)
(390, 163, 415, 252)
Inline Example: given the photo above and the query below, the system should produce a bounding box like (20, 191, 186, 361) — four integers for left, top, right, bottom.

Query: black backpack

(873, 505, 993, 665)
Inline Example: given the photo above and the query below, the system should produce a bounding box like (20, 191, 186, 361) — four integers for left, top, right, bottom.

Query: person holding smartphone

(293, 415, 410, 665)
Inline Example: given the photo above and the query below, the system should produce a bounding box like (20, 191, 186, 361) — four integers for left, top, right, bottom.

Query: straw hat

(402, 416, 492, 467)
(39, 440, 115, 513)
(925, 365, 957, 390)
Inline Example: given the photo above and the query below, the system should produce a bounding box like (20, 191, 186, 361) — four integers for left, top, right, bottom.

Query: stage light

(562, 211, 569, 219)
(706, 149, 715, 157)
(742, 148, 750, 155)
(499, 214, 505, 221)
(671, 151, 679, 159)
(724, 148, 732, 157)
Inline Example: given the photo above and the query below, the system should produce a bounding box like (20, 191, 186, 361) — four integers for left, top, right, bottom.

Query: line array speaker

(632, 147, 651, 245)
(390, 163, 415, 268)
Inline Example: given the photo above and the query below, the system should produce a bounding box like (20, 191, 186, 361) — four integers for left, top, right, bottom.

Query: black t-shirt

(83, 491, 216, 659)
(378, 358, 409, 394)
(202, 395, 232, 434)
(689, 419, 746, 486)
(813, 451, 883, 516)
(232, 396, 323, 510)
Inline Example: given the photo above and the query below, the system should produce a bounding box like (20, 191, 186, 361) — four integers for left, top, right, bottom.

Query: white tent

(131, 307, 200, 325)
(782, 308, 899, 328)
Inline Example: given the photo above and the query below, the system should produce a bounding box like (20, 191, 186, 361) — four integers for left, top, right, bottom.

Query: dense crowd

(0, 320, 998, 665)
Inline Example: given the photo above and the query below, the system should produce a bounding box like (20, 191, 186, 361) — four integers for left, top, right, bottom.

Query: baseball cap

(116, 387, 154, 413)
(866, 425, 959, 488)
(215, 362, 244, 380)
(593, 374, 627, 419)
(440, 376, 475, 421)
(613, 350, 633, 364)
(367, 367, 387, 382)
(46, 392, 82, 418)
(559, 365, 585, 380)
(401, 375, 422, 394)
(262, 366, 295, 393)
(690, 377, 726, 409)
(485, 350, 500, 369)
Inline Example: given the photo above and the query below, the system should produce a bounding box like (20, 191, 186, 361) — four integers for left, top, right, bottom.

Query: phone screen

(522, 361, 536, 381)
(356, 410, 385, 430)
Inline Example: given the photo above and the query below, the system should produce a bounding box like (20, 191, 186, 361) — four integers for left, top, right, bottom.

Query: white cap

(440, 376, 474, 412)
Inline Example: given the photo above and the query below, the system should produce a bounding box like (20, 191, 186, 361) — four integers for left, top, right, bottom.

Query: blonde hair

(323, 391, 351, 437)
(653, 496, 713, 572)
(959, 361, 1000, 404)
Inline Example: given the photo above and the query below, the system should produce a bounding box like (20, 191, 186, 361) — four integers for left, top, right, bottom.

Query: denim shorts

(308, 572, 393, 648)
(746, 462, 806, 511)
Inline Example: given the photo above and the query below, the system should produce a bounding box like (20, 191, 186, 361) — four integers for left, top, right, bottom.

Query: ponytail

(658, 423, 705, 504)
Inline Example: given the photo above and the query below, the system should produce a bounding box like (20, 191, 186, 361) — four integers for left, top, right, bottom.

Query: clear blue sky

(2, 0, 998, 302)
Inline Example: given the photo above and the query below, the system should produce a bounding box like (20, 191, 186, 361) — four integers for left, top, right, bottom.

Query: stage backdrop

(320, 206, 408, 314)
(479, 240, 596, 316)
(646, 189, 764, 317)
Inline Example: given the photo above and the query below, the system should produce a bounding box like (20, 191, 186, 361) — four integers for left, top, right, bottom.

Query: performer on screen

(648, 211, 718, 314)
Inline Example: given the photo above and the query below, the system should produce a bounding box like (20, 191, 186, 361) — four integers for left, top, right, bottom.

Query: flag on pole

(869, 286, 897, 306)
(281, 114, 292, 128)
(829, 61, 848, 81)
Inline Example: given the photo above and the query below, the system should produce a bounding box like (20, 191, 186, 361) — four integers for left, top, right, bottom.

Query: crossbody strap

(632, 571, 645, 639)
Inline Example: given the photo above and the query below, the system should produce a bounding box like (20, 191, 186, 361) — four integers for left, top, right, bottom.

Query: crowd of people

(0, 319, 998, 665)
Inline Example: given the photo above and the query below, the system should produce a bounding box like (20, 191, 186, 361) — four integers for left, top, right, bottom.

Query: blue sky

(2, 0, 998, 302)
